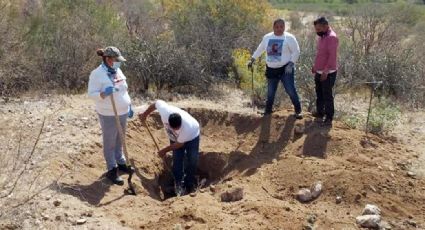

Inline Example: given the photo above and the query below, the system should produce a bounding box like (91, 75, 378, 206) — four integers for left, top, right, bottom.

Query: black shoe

(322, 118, 333, 127)
(294, 113, 303, 120)
(106, 167, 124, 185)
(118, 163, 133, 174)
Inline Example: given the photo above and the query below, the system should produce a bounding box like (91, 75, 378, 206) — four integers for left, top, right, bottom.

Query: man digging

(139, 100, 200, 196)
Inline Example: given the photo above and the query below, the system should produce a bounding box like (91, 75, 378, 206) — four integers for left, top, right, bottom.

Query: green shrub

(367, 99, 401, 134)
(340, 98, 401, 134)
(230, 48, 267, 104)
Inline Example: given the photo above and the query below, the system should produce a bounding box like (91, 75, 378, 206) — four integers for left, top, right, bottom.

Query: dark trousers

(265, 64, 302, 114)
(315, 72, 337, 120)
(172, 136, 200, 192)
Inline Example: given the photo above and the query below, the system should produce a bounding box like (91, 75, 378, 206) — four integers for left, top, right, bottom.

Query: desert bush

(340, 3, 424, 106)
(0, 0, 128, 95)
(367, 98, 401, 134)
(162, 0, 270, 80)
(26, 0, 127, 93)
(230, 48, 267, 105)
(341, 98, 401, 134)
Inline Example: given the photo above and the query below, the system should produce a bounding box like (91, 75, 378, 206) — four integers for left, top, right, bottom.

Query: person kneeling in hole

(139, 100, 200, 196)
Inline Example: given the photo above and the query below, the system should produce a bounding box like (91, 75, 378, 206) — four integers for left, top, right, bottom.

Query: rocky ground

(0, 94, 424, 230)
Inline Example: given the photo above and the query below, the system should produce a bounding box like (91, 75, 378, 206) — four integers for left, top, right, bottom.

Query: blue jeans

(172, 136, 200, 192)
(265, 66, 302, 114)
(98, 114, 127, 171)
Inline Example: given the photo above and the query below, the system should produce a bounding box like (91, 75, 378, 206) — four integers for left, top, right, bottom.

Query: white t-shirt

(87, 64, 131, 116)
(155, 100, 200, 143)
(252, 31, 300, 68)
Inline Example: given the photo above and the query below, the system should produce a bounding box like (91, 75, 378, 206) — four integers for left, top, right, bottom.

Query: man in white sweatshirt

(248, 18, 302, 118)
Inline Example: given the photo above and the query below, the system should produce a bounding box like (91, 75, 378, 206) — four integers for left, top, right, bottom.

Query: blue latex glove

(128, 105, 134, 118)
(103, 86, 118, 96)
(285, 62, 294, 75)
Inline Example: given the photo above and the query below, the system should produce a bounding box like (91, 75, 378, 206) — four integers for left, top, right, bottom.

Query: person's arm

(88, 72, 103, 100)
(158, 142, 184, 157)
(251, 36, 267, 60)
(288, 36, 301, 64)
(138, 102, 156, 123)
(323, 36, 338, 74)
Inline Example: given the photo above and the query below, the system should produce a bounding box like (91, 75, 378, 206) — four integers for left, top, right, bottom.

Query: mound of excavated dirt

(1, 96, 423, 229)
(52, 108, 424, 229)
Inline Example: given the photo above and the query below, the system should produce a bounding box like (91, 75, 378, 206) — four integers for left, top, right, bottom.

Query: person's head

(313, 17, 330, 37)
(273, 18, 285, 36)
(96, 46, 126, 69)
(168, 113, 182, 130)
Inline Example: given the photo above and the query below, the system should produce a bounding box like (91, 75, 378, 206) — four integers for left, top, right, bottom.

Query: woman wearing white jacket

(88, 46, 133, 185)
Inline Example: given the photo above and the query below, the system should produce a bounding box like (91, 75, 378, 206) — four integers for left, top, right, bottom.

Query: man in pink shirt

(312, 17, 339, 126)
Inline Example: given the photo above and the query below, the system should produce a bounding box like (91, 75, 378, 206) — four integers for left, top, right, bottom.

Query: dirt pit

(41, 107, 425, 229)
(125, 108, 294, 200)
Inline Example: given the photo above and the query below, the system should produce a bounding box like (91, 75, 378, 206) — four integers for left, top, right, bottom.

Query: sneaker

(118, 163, 133, 174)
(106, 167, 124, 185)
(294, 113, 303, 120)
(175, 184, 186, 197)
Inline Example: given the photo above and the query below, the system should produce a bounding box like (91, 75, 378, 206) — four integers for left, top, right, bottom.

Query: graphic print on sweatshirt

(266, 39, 284, 63)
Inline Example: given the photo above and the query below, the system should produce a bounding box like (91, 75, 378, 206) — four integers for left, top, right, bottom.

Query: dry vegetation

(1, 0, 425, 229)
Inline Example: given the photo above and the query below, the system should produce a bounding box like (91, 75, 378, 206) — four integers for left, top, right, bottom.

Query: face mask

(316, 31, 326, 37)
(112, 61, 121, 69)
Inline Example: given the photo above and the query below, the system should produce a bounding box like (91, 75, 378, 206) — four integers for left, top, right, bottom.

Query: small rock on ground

(296, 188, 312, 203)
(174, 223, 183, 230)
(379, 220, 392, 230)
(356, 215, 381, 229)
(405, 219, 417, 227)
(310, 181, 323, 198)
(362, 204, 381, 216)
(220, 187, 244, 202)
(336, 196, 342, 204)
(76, 218, 87, 225)
(53, 199, 62, 207)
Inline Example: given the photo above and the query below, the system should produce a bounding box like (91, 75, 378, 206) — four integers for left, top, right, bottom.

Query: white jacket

(252, 31, 300, 68)
(88, 64, 131, 116)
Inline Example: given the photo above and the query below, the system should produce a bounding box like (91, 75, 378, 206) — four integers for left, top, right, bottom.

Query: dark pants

(315, 72, 337, 120)
(172, 136, 200, 192)
(265, 64, 302, 114)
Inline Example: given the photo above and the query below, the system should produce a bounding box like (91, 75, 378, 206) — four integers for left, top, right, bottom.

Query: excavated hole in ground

(127, 108, 296, 200)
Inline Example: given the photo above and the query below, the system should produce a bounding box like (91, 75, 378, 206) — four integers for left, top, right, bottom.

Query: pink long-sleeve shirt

(313, 29, 338, 73)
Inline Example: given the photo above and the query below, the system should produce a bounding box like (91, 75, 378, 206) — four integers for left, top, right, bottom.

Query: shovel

(110, 93, 136, 195)
(141, 121, 172, 173)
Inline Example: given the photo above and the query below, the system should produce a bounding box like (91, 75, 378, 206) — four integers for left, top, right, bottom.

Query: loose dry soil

(0, 94, 424, 230)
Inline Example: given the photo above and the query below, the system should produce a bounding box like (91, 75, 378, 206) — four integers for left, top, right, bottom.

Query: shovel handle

(110, 94, 136, 195)
(143, 121, 161, 151)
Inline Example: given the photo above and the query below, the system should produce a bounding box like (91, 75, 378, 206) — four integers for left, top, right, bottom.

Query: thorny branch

(0, 116, 45, 199)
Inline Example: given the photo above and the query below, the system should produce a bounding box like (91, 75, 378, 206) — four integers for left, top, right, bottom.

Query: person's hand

(158, 149, 167, 158)
(138, 112, 147, 124)
(103, 86, 118, 96)
(128, 105, 134, 118)
(320, 72, 328, 81)
(285, 62, 294, 75)
(247, 58, 255, 70)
